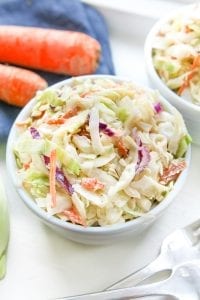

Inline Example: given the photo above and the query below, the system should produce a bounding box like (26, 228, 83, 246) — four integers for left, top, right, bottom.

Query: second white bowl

(144, 4, 200, 145)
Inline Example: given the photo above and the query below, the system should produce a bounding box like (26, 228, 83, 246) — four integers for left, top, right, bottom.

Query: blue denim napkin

(0, 0, 115, 140)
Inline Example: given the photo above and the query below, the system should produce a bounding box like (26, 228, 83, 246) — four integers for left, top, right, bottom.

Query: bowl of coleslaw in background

(6, 75, 191, 245)
(144, 3, 200, 145)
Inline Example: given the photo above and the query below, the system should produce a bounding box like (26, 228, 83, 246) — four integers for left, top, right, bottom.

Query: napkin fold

(0, 0, 115, 140)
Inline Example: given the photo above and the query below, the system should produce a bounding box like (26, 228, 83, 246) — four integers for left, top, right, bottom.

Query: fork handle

(106, 253, 168, 290)
(60, 282, 175, 300)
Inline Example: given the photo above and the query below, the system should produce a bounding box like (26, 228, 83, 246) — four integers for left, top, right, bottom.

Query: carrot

(47, 118, 65, 125)
(116, 139, 129, 158)
(178, 55, 200, 95)
(160, 161, 186, 185)
(177, 70, 195, 95)
(184, 25, 192, 33)
(191, 55, 200, 69)
(0, 25, 101, 76)
(46, 106, 80, 125)
(49, 149, 57, 208)
(81, 178, 105, 191)
(23, 161, 31, 170)
(0, 64, 47, 107)
(63, 106, 80, 119)
(63, 208, 86, 227)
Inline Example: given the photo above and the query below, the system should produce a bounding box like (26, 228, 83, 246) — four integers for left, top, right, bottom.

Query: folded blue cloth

(0, 0, 115, 140)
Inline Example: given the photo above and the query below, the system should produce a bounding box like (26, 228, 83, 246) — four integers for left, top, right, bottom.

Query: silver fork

(107, 218, 200, 290)
(60, 261, 200, 300)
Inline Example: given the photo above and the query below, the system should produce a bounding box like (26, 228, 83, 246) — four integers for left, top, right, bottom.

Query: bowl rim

(144, 3, 200, 116)
(6, 74, 191, 235)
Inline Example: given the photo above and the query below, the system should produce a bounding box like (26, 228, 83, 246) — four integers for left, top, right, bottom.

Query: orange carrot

(47, 118, 65, 125)
(191, 55, 200, 69)
(63, 208, 86, 227)
(50, 149, 57, 208)
(47, 106, 80, 125)
(116, 139, 129, 158)
(23, 161, 31, 170)
(0, 25, 101, 76)
(0, 64, 47, 107)
(81, 178, 105, 191)
(184, 25, 192, 33)
(80, 91, 92, 98)
(177, 71, 195, 95)
(178, 55, 200, 95)
(63, 106, 80, 119)
(160, 161, 186, 185)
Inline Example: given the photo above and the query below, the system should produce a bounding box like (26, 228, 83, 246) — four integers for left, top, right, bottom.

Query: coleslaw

(14, 77, 190, 227)
(152, 5, 200, 105)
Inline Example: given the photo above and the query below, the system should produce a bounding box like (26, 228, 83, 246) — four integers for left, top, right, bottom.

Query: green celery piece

(117, 107, 129, 122)
(37, 90, 65, 106)
(0, 177, 9, 280)
(24, 170, 49, 198)
(176, 134, 192, 158)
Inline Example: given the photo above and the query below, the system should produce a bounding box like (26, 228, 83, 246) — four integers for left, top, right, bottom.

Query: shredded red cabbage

(43, 155, 50, 166)
(136, 146, 151, 174)
(99, 122, 115, 137)
(55, 169, 74, 195)
(43, 155, 74, 195)
(30, 127, 41, 139)
(133, 129, 150, 174)
(154, 102, 163, 114)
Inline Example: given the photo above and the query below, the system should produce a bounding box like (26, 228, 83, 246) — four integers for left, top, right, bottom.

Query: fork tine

(186, 219, 200, 231)
(193, 227, 200, 238)
(195, 241, 200, 250)
(185, 219, 200, 245)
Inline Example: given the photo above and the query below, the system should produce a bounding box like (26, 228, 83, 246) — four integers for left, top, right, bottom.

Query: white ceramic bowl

(144, 4, 200, 145)
(6, 75, 190, 245)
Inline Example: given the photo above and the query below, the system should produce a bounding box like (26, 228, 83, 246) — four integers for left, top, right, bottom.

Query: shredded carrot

(184, 25, 192, 33)
(23, 161, 31, 170)
(63, 207, 86, 227)
(63, 106, 80, 119)
(191, 55, 200, 69)
(80, 91, 92, 98)
(116, 139, 129, 158)
(49, 149, 57, 208)
(47, 107, 80, 125)
(47, 118, 65, 125)
(81, 178, 105, 191)
(160, 161, 186, 185)
(178, 55, 200, 95)
(177, 70, 195, 95)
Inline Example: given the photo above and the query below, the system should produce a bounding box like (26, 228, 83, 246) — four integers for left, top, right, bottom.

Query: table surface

(0, 1, 199, 300)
